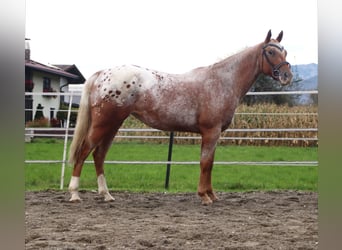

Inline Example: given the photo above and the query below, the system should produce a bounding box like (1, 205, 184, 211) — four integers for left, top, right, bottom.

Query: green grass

(25, 139, 318, 192)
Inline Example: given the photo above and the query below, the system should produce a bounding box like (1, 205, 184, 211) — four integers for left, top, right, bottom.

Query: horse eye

(268, 50, 274, 56)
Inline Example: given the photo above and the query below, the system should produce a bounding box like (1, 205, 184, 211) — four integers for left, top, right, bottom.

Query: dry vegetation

(119, 104, 318, 147)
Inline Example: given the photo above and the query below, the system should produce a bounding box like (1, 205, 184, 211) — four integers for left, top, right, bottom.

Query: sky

(25, 0, 317, 79)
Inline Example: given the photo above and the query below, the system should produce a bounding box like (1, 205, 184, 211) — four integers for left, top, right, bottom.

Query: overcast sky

(25, 0, 317, 79)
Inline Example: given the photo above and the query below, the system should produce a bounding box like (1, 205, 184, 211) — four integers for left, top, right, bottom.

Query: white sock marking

(97, 174, 114, 201)
(68, 176, 81, 201)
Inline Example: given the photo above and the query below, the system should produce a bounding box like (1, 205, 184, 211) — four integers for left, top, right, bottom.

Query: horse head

(261, 30, 293, 85)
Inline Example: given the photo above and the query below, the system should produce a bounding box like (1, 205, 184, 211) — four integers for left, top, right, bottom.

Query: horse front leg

(198, 128, 221, 205)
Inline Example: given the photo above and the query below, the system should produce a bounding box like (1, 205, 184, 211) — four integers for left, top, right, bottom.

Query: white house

(25, 39, 85, 123)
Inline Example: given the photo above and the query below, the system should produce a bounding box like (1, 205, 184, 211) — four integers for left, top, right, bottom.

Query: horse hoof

(69, 192, 82, 202)
(200, 194, 213, 205)
(104, 196, 115, 202)
(103, 193, 115, 202)
(201, 199, 213, 206)
(208, 193, 219, 202)
(69, 197, 82, 202)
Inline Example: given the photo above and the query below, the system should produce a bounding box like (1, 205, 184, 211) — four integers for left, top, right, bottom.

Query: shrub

(50, 118, 61, 128)
(26, 118, 50, 128)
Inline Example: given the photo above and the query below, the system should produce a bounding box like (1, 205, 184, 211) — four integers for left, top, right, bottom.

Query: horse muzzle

(272, 62, 293, 85)
(275, 69, 293, 85)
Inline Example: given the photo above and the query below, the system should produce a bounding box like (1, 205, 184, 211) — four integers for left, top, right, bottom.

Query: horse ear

(276, 31, 283, 42)
(265, 30, 272, 43)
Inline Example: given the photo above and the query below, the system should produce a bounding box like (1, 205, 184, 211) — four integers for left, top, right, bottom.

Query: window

(43, 77, 51, 91)
(42, 77, 57, 98)
(25, 70, 34, 92)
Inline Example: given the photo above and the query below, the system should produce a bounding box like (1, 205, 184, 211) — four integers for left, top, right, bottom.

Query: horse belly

(132, 93, 199, 132)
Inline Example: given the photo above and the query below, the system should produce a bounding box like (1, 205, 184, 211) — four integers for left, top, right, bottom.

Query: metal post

(60, 93, 73, 190)
(164, 131, 174, 189)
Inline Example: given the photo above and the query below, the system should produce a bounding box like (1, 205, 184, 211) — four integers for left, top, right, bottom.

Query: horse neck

(213, 43, 263, 98)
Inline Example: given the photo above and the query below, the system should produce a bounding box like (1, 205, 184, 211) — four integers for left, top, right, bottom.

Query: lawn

(25, 139, 317, 192)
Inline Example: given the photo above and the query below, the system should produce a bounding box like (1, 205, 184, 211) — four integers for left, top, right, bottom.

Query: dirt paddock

(25, 190, 317, 249)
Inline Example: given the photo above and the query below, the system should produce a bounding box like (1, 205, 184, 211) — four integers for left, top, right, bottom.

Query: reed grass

(117, 104, 318, 146)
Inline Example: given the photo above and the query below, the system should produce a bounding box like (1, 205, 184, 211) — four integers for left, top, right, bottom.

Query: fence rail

(25, 90, 318, 96)
(25, 160, 318, 166)
(25, 127, 318, 140)
(25, 90, 318, 189)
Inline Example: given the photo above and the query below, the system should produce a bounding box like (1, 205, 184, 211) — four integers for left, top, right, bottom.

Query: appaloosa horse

(68, 30, 292, 205)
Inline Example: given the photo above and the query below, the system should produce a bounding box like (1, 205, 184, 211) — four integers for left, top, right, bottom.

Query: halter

(262, 43, 291, 79)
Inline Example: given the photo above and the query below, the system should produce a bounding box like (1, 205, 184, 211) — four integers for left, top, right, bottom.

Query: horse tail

(68, 72, 98, 165)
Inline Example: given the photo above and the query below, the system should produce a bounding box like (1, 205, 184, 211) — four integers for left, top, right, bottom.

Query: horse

(68, 30, 292, 205)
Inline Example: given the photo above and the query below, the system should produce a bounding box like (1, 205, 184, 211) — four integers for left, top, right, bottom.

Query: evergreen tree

(242, 69, 303, 106)
(34, 103, 44, 120)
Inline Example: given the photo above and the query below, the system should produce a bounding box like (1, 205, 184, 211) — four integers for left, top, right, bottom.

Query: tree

(242, 69, 303, 106)
(34, 103, 44, 120)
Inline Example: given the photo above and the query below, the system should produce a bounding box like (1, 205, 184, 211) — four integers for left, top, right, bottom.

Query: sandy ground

(25, 190, 318, 249)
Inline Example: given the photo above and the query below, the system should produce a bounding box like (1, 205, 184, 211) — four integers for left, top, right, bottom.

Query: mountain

(290, 63, 318, 90)
(286, 63, 318, 104)
(298, 76, 318, 90)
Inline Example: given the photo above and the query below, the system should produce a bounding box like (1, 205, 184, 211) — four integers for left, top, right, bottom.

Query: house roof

(25, 60, 85, 84)
(53, 64, 86, 84)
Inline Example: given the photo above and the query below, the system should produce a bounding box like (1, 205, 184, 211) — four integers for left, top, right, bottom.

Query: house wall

(32, 71, 61, 119)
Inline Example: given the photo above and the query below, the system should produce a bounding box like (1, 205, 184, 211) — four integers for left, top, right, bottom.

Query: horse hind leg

(91, 109, 130, 201)
(92, 131, 117, 202)
(68, 120, 121, 202)
(69, 142, 93, 202)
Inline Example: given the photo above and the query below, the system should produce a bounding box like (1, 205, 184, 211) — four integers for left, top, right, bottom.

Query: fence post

(60, 93, 73, 190)
(164, 131, 174, 189)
